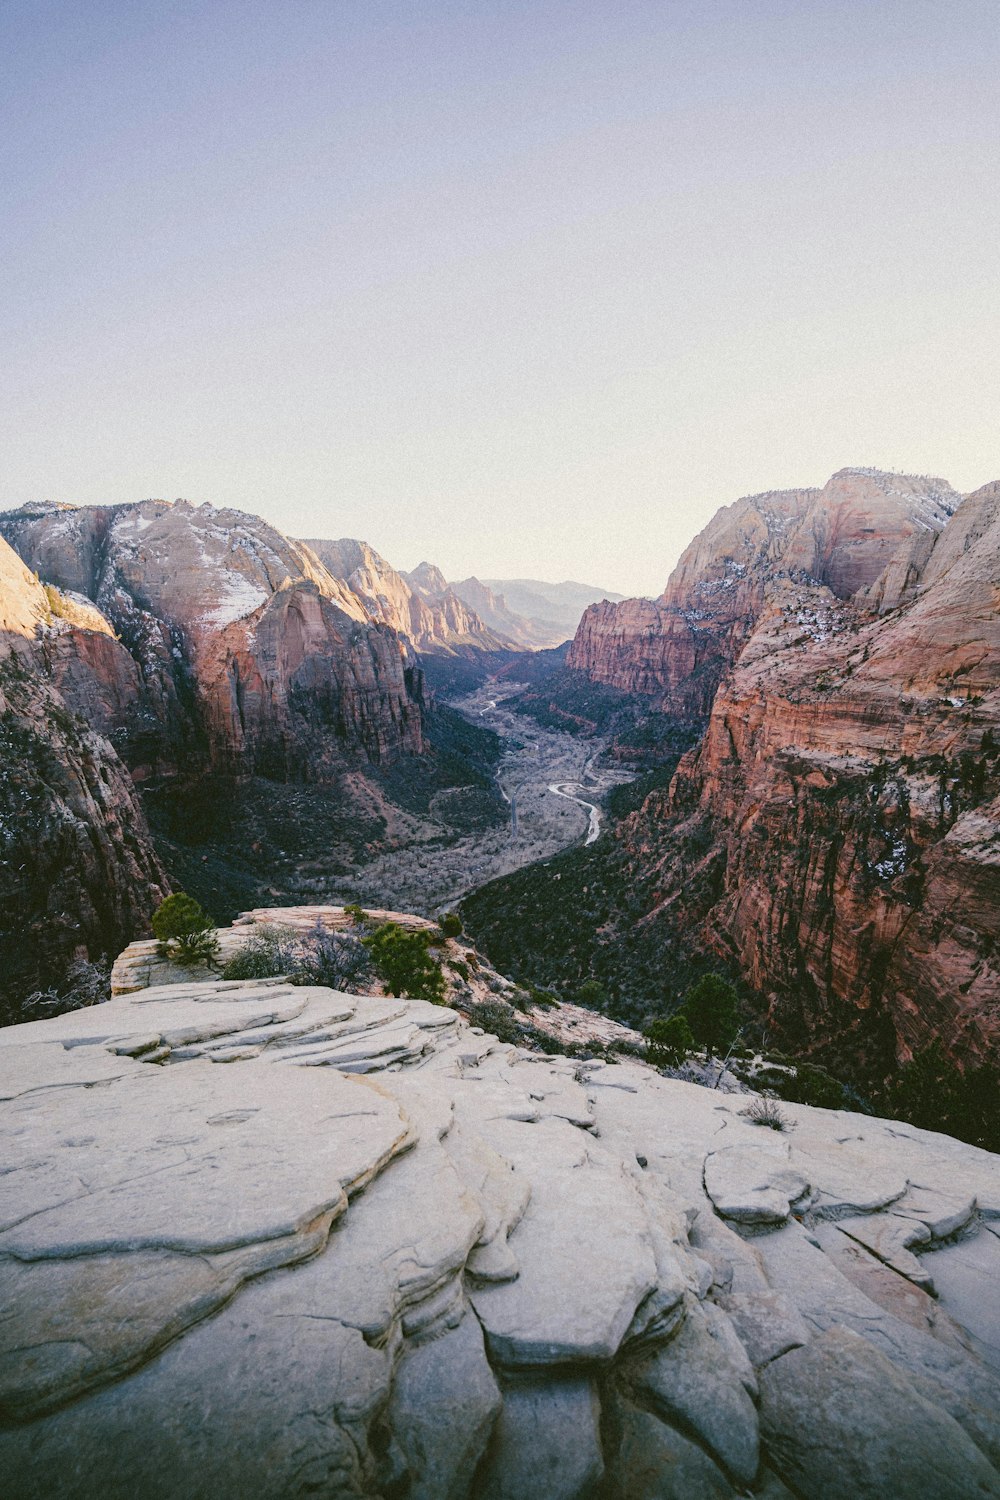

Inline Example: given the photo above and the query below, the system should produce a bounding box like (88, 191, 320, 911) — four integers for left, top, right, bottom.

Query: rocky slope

(2, 912, 999, 1498)
(568, 469, 960, 721)
(306, 538, 517, 657)
(0, 537, 167, 1014)
(609, 478, 1000, 1080)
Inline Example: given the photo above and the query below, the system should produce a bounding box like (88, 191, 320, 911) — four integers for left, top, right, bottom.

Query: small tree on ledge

(151, 893, 220, 968)
(644, 1014, 695, 1069)
(362, 922, 446, 1004)
(682, 974, 740, 1058)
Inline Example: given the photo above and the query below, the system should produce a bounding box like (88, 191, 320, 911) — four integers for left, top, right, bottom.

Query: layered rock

(307, 537, 516, 656)
(2, 922, 999, 1498)
(0, 537, 166, 1012)
(568, 469, 960, 719)
(0, 500, 423, 777)
(619, 482, 1000, 1075)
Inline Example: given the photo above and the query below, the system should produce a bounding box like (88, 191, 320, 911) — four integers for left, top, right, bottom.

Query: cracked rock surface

(1, 954, 999, 1498)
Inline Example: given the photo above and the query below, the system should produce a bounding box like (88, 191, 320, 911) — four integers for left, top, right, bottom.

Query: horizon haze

(3, 0, 998, 594)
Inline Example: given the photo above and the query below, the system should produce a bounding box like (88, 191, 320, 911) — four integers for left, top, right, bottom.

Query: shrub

(362, 922, 447, 1003)
(742, 1096, 791, 1131)
(221, 921, 373, 992)
(221, 926, 299, 981)
(682, 974, 739, 1057)
(292, 921, 373, 991)
(779, 1061, 851, 1110)
(20, 957, 111, 1020)
(525, 984, 559, 1010)
(439, 911, 463, 939)
(644, 1014, 695, 1068)
(577, 978, 608, 1009)
(468, 998, 520, 1043)
(151, 893, 219, 967)
(343, 903, 369, 926)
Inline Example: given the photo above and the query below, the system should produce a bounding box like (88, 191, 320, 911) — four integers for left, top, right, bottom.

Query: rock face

(0, 500, 424, 779)
(1, 922, 998, 1498)
(568, 469, 959, 719)
(0, 536, 167, 1013)
(618, 480, 1000, 1075)
(565, 469, 998, 1078)
(307, 537, 516, 656)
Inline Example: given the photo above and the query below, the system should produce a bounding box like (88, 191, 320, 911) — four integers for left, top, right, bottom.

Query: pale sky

(2, 1, 998, 597)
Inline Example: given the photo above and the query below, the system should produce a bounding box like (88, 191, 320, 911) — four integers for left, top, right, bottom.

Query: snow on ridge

(200, 572, 270, 628)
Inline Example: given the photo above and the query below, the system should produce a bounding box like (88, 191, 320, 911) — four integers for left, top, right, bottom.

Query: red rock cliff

(568, 469, 959, 722)
(618, 482, 1000, 1077)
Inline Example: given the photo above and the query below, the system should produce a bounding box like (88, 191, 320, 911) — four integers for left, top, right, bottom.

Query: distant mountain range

(450, 576, 624, 649)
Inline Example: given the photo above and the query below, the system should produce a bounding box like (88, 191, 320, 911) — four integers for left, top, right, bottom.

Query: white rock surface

(2, 944, 999, 1498)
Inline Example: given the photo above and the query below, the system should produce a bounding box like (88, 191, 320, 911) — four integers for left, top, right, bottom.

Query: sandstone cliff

(568, 469, 960, 720)
(0, 538, 166, 1014)
(617, 481, 1000, 1079)
(2, 921, 998, 1498)
(0, 500, 423, 778)
(306, 537, 516, 656)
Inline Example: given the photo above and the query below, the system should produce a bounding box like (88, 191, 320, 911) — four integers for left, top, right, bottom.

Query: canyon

(0, 499, 619, 1016)
(1, 469, 998, 1105)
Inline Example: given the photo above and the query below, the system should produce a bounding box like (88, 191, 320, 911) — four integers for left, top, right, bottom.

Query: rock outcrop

(2, 914, 998, 1498)
(568, 469, 960, 719)
(0, 537, 167, 1013)
(306, 538, 517, 656)
(616, 480, 1000, 1076)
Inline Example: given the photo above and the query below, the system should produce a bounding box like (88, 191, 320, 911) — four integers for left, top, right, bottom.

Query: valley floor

(327, 679, 631, 915)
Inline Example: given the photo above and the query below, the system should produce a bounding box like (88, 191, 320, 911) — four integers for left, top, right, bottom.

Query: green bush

(343, 903, 369, 926)
(468, 998, 520, 1043)
(362, 922, 446, 1004)
(780, 1062, 850, 1110)
(221, 926, 299, 981)
(644, 1014, 695, 1068)
(577, 978, 608, 1010)
(151, 893, 219, 967)
(682, 974, 739, 1058)
(439, 911, 463, 939)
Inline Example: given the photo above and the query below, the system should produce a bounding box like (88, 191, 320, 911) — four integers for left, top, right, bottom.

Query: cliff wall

(618, 484, 1000, 1076)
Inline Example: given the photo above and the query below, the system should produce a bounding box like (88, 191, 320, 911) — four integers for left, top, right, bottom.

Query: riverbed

(328, 679, 630, 916)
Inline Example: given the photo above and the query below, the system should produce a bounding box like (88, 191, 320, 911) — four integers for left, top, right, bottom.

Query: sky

(2, 1, 998, 597)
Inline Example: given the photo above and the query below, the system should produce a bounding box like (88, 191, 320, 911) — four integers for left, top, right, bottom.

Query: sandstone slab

(760, 1326, 1000, 1499)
